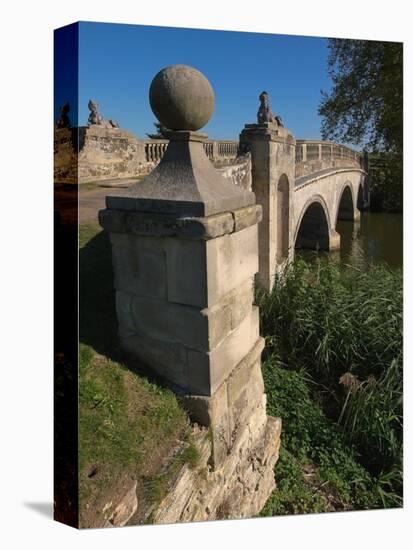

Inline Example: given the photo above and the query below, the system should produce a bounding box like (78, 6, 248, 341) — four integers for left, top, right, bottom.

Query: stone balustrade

(217, 140, 239, 158)
(144, 139, 169, 162)
(145, 139, 360, 175)
(295, 139, 362, 178)
(144, 139, 239, 164)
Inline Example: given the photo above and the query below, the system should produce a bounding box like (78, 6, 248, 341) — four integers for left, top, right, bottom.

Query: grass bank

(258, 257, 403, 514)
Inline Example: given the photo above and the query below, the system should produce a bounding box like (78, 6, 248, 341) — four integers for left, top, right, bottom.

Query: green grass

(257, 257, 403, 512)
(79, 343, 188, 489)
(79, 223, 192, 525)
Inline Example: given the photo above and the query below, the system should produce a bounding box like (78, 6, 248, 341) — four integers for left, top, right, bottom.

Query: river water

(336, 212, 403, 269)
(299, 212, 403, 269)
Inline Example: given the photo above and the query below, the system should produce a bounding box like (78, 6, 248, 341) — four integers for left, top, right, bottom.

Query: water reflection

(298, 212, 403, 269)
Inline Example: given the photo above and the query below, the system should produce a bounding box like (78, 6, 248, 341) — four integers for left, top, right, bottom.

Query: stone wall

(78, 126, 148, 183)
(152, 416, 281, 523)
(98, 416, 281, 527)
(54, 126, 149, 184)
(54, 129, 241, 184)
(218, 152, 252, 191)
(54, 128, 79, 184)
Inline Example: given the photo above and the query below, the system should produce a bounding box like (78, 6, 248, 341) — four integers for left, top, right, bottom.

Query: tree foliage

(319, 39, 403, 154)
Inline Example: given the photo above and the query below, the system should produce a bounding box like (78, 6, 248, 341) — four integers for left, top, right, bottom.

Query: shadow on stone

(79, 230, 117, 356)
(79, 229, 177, 388)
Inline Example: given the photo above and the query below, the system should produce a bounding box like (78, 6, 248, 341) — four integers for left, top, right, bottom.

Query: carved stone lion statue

(257, 91, 284, 127)
(56, 102, 71, 129)
(87, 99, 119, 129)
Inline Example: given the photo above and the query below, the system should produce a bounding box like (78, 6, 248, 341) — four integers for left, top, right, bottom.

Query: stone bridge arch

(336, 182, 358, 224)
(292, 169, 368, 254)
(294, 195, 335, 251)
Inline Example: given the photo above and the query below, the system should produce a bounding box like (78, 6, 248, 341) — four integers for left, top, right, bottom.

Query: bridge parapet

(295, 140, 362, 178)
(144, 138, 239, 165)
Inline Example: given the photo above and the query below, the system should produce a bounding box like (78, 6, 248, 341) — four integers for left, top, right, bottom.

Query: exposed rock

(103, 481, 138, 528)
(151, 411, 281, 523)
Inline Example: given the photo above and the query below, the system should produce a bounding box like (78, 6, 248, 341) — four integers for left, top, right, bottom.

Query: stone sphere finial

(149, 65, 215, 132)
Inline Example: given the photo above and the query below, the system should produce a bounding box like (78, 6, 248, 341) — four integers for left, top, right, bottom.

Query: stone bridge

(237, 127, 370, 290)
(140, 130, 370, 292)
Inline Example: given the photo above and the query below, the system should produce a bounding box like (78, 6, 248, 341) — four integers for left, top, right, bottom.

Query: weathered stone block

(76, 125, 147, 183)
(228, 279, 254, 330)
(115, 291, 134, 339)
(103, 481, 138, 528)
(228, 360, 265, 444)
(232, 205, 262, 232)
(123, 210, 234, 240)
(202, 279, 253, 347)
(179, 349, 266, 471)
(180, 338, 264, 423)
(206, 224, 258, 306)
(129, 294, 209, 352)
(186, 307, 260, 395)
(110, 233, 167, 300)
(185, 212, 234, 239)
(126, 211, 184, 238)
(203, 302, 232, 349)
(165, 238, 207, 307)
(121, 330, 187, 388)
(151, 412, 282, 524)
(121, 286, 255, 357)
(98, 208, 127, 233)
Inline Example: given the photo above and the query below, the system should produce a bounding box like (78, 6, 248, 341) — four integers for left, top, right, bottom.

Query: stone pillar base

(151, 410, 282, 524)
(180, 337, 266, 470)
(329, 229, 341, 251)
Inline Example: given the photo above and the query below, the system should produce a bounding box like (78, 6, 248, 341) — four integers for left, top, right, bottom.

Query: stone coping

(99, 204, 262, 240)
(294, 167, 367, 190)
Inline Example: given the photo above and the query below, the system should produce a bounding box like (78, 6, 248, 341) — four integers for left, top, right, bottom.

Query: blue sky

(74, 22, 331, 140)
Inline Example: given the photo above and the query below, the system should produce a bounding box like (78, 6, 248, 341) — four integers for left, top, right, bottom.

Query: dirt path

(78, 179, 138, 224)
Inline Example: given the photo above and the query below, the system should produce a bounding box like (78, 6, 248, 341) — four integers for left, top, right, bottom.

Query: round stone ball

(149, 65, 215, 131)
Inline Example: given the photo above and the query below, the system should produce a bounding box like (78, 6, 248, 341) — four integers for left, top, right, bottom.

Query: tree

(319, 39, 403, 212)
(319, 39, 403, 154)
(146, 121, 169, 139)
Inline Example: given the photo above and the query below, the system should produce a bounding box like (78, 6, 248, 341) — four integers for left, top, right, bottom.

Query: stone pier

(240, 118, 296, 291)
(99, 65, 281, 521)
